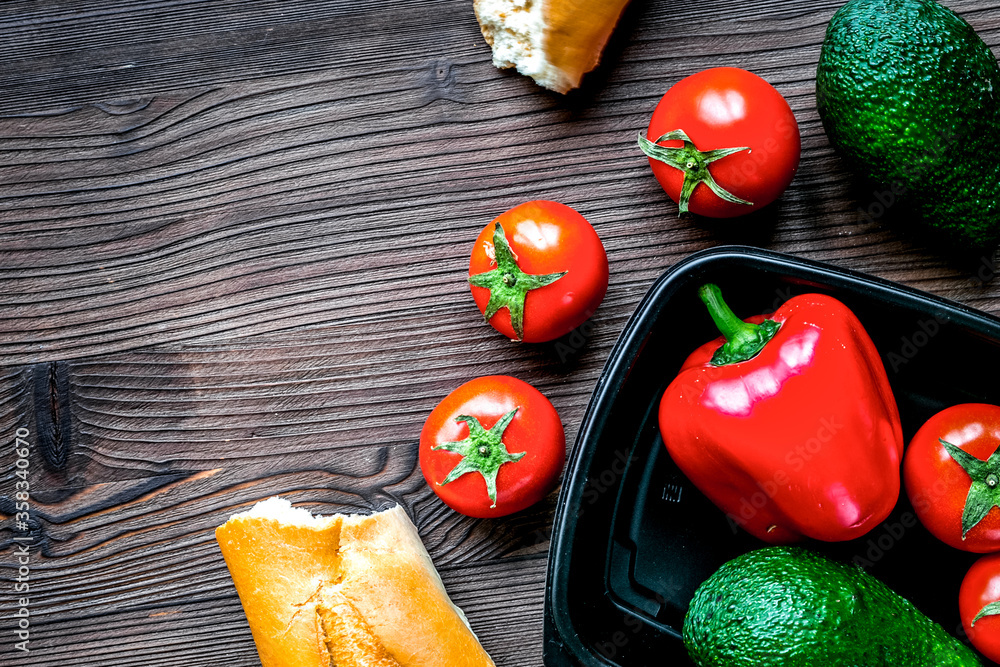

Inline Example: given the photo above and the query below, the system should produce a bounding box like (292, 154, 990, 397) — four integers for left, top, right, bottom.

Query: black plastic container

(544, 245, 1000, 666)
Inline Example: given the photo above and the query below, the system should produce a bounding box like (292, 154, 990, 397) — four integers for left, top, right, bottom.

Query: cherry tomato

(468, 200, 608, 343)
(960, 552, 1000, 662)
(419, 375, 565, 518)
(903, 403, 1000, 552)
(640, 67, 801, 218)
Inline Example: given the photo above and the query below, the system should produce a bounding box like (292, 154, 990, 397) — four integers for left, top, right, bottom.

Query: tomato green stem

(699, 284, 780, 365)
(939, 438, 1000, 538)
(433, 409, 526, 508)
(974, 600, 1000, 626)
(638, 129, 753, 215)
(468, 221, 567, 341)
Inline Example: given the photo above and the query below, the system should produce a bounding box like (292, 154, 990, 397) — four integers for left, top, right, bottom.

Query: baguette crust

(543, 0, 631, 88)
(216, 501, 495, 667)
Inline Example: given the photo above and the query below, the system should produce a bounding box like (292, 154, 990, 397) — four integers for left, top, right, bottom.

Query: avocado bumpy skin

(683, 547, 981, 666)
(816, 0, 1000, 250)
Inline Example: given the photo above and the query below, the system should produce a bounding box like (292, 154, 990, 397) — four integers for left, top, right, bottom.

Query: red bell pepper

(658, 284, 904, 543)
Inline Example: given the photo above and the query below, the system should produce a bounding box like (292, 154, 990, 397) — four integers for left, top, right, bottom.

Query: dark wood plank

(1, 0, 998, 363)
(12, 557, 548, 667)
(1, 0, 1000, 665)
(0, 329, 568, 664)
(0, 387, 558, 662)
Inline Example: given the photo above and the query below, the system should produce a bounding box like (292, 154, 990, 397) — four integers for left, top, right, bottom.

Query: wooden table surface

(2, 0, 999, 665)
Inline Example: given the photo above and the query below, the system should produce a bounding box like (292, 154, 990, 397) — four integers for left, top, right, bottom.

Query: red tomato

(960, 552, 1000, 662)
(468, 200, 608, 343)
(903, 403, 1000, 552)
(641, 67, 801, 218)
(419, 375, 565, 518)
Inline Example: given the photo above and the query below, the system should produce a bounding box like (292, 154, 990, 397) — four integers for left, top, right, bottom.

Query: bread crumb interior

(474, 0, 570, 92)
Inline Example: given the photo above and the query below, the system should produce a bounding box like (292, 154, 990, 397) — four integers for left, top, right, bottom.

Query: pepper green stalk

(698, 284, 780, 366)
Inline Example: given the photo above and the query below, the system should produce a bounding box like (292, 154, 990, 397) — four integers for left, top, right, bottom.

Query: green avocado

(816, 0, 1000, 250)
(683, 547, 981, 666)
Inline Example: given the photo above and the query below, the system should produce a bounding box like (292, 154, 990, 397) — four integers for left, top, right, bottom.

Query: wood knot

(31, 361, 71, 471)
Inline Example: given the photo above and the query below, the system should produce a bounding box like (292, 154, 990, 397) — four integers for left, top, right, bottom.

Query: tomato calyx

(432, 408, 527, 509)
(974, 600, 1000, 626)
(940, 438, 1000, 538)
(699, 283, 780, 366)
(638, 129, 753, 215)
(468, 221, 567, 341)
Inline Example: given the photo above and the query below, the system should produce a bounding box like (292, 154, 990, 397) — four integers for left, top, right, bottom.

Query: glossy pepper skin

(658, 285, 904, 544)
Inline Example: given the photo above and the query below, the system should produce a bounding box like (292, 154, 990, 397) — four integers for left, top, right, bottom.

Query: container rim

(543, 243, 1000, 666)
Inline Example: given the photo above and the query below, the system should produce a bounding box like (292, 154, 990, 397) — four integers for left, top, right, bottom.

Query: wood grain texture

(1, 0, 999, 664)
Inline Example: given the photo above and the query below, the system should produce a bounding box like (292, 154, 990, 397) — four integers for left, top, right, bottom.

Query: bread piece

(473, 0, 631, 93)
(216, 497, 495, 667)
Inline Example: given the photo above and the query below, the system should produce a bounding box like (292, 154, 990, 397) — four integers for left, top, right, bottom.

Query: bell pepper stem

(699, 284, 781, 366)
(699, 284, 758, 341)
